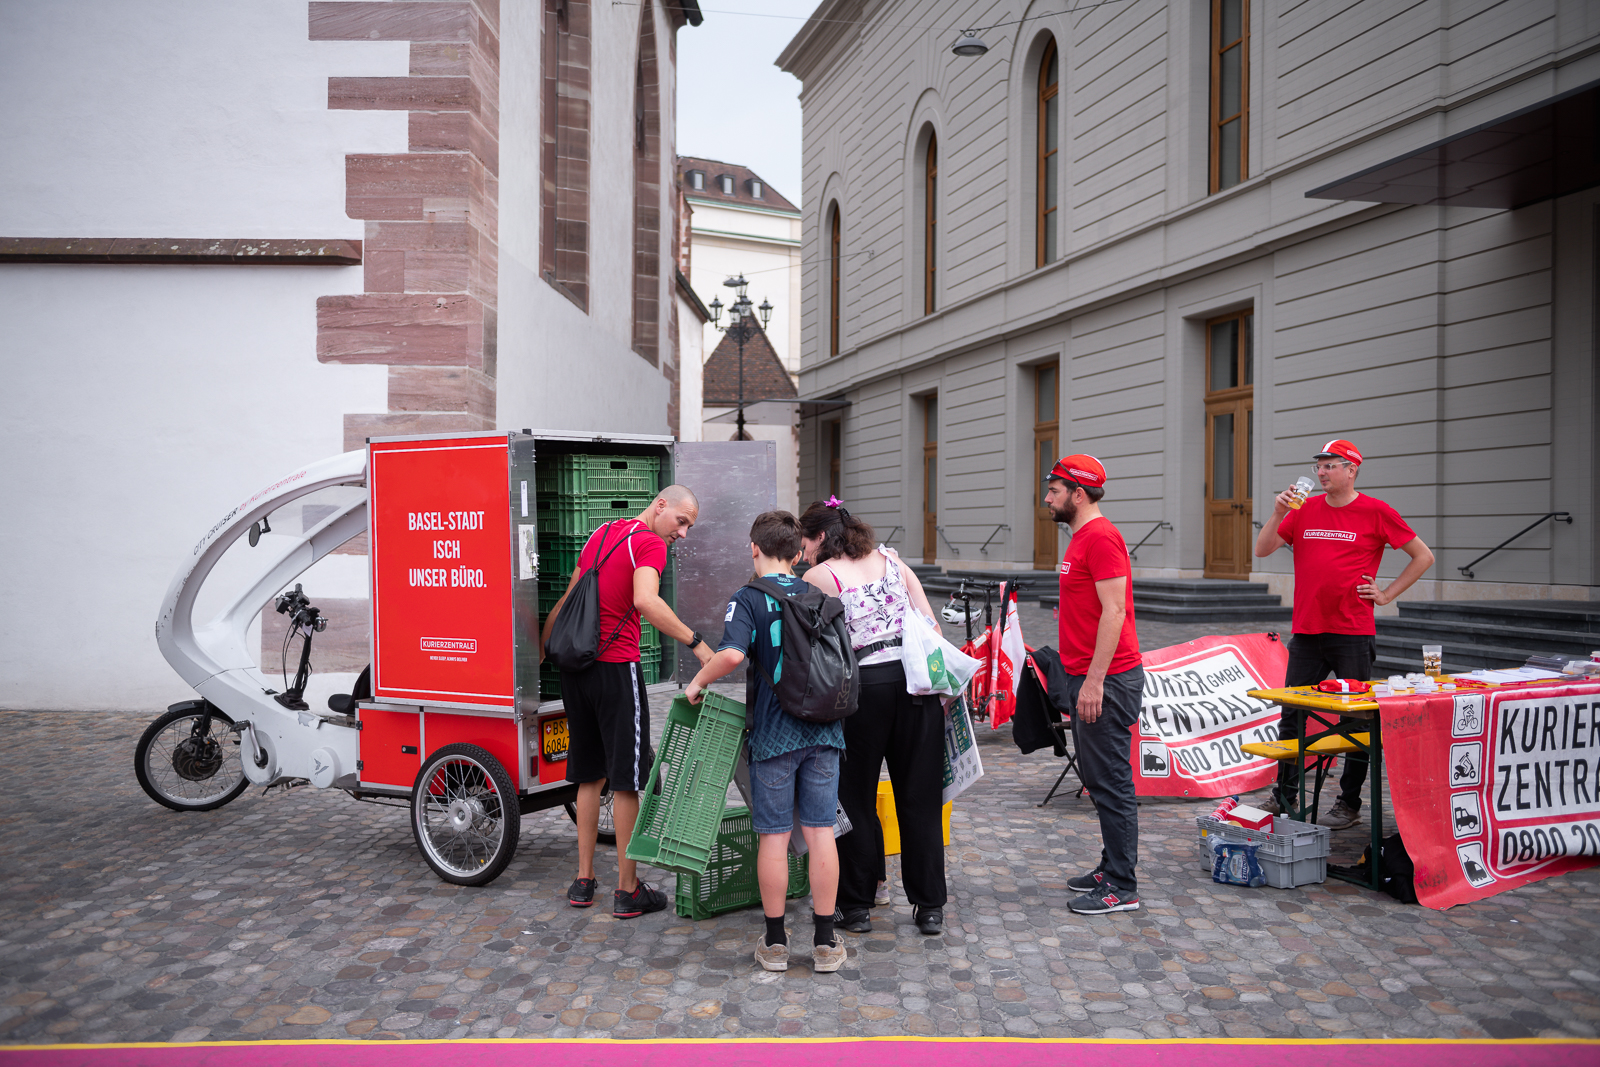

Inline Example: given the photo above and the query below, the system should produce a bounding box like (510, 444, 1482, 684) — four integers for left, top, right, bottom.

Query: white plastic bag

(942, 693, 984, 803)
(901, 610, 982, 696)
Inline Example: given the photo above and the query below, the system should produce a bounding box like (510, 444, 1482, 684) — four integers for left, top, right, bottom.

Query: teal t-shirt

(717, 573, 847, 762)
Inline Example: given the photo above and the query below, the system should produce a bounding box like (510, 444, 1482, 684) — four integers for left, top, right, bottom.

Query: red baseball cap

(1313, 439, 1363, 466)
(1050, 453, 1107, 488)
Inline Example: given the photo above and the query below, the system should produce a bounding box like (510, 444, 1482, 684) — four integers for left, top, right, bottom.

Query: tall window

(541, 0, 591, 308)
(1210, 0, 1249, 192)
(828, 204, 842, 357)
(922, 396, 938, 564)
(1203, 309, 1254, 578)
(1037, 39, 1059, 267)
(828, 419, 842, 498)
(924, 133, 938, 315)
(631, 0, 661, 364)
(1032, 362, 1059, 570)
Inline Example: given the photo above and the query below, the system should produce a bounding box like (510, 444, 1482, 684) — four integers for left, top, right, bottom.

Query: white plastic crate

(1197, 815, 1331, 889)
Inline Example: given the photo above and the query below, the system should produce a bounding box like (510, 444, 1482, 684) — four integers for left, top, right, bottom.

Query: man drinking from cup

(1253, 439, 1435, 830)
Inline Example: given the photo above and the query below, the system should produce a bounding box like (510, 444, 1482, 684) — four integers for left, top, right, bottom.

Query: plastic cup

(1423, 644, 1443, 676)
(1287, 476, 1316, 510)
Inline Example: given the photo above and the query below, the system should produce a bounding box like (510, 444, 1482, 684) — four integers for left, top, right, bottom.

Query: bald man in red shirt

(1255, 439, 1434, 829)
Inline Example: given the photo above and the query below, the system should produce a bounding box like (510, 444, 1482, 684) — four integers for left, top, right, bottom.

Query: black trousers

(836, 661, 948, 911)
(1064, 666, 1144, 893)
(1275, 632, 1377, 809)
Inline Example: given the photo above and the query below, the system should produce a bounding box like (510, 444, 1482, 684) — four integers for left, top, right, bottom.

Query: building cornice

(775, 0, 866, 83)
(688, 226, 800, 248)
(685, 196, 800, 220)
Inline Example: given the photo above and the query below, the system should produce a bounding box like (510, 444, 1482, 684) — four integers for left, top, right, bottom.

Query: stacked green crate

(536, 455, 662, 701)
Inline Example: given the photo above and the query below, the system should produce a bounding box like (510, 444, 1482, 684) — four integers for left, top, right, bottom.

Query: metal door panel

(670, 441, 778, 682)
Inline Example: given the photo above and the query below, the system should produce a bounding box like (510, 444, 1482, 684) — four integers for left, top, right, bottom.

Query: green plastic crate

(626, 692, 747, 875)
(539, 662, 562, 700)
(640, 645, 662, 684)
(640, 621, 660, 649)
(537, 495, 658, 537)
(539, 533, 588, 581)
(536, 455, 660, 498)
(674, 806, 810, 920)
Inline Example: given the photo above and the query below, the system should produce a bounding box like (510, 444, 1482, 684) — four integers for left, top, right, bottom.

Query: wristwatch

(686, 631, 704, 650)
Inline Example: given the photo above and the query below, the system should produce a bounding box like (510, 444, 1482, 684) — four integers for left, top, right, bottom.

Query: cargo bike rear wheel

(411, 743, 520, 886)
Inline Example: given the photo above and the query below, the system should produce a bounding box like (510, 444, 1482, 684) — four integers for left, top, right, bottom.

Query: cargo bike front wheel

(411, 744, 520, 886)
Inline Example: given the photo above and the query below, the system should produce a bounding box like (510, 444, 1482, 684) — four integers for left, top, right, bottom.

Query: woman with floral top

(799, 498, 946, 936)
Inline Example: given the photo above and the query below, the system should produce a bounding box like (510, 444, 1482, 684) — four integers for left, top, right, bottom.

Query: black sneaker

(913, 906, 943, 935)
(834, 907, 872, 933)
(614, 880, 668, 919)
(1065, 870, 1104, 893)
(567, 876, 598, 908)
(1069, 885, 1140, 914)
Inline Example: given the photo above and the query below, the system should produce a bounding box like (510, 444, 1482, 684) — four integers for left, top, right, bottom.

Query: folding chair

(1039, 717, 1084, 806)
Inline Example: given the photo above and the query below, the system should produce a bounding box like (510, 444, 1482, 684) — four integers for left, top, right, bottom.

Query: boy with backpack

(684, 511, 850, 973)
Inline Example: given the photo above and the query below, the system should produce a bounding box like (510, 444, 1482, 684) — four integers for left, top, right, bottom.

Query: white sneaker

(812, 935, 846, 973)
(874, 880, 892, 907)
(754, 938, 789, 972)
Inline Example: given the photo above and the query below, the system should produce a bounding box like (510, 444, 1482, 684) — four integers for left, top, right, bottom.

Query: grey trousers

(1064, 665, 1145, 893)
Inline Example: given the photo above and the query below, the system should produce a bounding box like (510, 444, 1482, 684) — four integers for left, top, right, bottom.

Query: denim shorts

(749, 745, 841, 835)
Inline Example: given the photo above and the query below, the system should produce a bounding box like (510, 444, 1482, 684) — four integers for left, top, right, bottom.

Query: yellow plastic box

(876, 779, 952, 855)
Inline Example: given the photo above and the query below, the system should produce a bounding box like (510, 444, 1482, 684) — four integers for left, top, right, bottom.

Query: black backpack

(742, 576, 860, 724)
(544, 522, 648, 672)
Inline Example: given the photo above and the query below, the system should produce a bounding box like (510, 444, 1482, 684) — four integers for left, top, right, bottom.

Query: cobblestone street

(4, 613, 1599, 1046)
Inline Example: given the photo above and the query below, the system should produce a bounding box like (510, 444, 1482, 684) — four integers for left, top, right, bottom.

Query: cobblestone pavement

(4, 614, 1599, 1045)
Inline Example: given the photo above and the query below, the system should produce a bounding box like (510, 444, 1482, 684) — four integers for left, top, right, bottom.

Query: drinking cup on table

(1287, 476, 1316, 510)
(1422, 644, 1443, 676)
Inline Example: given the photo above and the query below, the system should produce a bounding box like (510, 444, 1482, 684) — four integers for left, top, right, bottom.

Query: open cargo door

(669, 441, 778, 683)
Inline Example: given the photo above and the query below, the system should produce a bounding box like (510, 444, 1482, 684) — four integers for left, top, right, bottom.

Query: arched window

(631, 0, 660, 364)
(828, 203, 842, 356)
(924, 132, 938, 315)
(1036, 38, 1059, 267)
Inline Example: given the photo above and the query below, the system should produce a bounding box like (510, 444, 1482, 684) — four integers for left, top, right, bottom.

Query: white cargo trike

(135, 429, 768, 886)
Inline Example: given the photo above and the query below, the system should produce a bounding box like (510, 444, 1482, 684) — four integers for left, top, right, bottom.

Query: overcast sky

(676, 1, 821, 208)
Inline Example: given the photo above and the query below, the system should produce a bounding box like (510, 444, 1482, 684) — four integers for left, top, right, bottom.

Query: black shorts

(561, 660, 652, 791)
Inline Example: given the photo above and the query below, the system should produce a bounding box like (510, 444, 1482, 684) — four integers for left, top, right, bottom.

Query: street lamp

(706, 274, 774, 442)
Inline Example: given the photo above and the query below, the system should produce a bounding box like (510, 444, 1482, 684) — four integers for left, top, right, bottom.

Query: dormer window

(688, 169, 705, 190)
(750, 179, 763, 199)
(717, 174, 734, 195)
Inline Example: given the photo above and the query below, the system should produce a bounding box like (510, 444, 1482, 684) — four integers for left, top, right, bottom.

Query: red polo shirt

(1057, 516, 1141, 676)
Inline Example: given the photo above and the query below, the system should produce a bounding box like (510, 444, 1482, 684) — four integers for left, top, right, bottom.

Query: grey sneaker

(874, 880, 892, 907)
(754, 937, 790, 972)
(1322, 797, 1362, 830)
(811, 935, 846, 973)
(1065, 870, 1104, 893)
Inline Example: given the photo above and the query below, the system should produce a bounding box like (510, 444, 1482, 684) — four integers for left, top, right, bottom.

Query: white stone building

(1, 0, 703, 709)
(677, 155, 802, 508)
(779, 0, 1598, 603)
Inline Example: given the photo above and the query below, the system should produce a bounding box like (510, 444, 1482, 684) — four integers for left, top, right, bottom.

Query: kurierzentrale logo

(421, 637, 476, 653)
(1302, 529, 1357, 541)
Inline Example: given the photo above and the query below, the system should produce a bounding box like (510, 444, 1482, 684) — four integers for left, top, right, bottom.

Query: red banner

(1132, 634, 1290, 797)
(1381, 681, 1600, 908)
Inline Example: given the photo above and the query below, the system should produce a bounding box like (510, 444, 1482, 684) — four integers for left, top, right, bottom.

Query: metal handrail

(979, 524, 1010, 555)
(1126, 521, 1172, 561)
(936, 526, 960, 556)
(1459, 512, 1572, 578)
(883, 525, 903, 545)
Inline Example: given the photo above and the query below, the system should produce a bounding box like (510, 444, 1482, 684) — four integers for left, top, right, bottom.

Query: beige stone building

(779, 0, 1599, 605)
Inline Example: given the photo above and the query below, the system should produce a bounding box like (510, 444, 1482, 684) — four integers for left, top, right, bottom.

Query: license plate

(542, 717, 569, 762)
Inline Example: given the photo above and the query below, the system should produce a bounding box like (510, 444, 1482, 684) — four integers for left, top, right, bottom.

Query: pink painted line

(1, 1039, 1595, 1067)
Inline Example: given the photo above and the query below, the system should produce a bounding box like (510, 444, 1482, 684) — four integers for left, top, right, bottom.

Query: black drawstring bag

(545, 522, 646, 672)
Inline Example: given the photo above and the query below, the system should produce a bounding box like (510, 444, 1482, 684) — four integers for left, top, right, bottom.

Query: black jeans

(1064, 665, 1144, 893)
(1275, 632, 1377, 809)
(836, 661, 948, 911)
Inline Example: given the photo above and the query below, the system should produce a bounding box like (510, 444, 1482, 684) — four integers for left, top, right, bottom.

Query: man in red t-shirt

(541, 484, 714, 918)
(1254, 438, 1435, 829)
(1045, 454, 1144, 914)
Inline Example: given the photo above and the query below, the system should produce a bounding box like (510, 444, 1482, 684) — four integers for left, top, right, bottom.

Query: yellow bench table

(1245, 685, 1385, 892)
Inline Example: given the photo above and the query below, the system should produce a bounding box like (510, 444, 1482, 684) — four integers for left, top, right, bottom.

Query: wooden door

(1032, 362, 1059, 570)
(1203, 311, 1253, 578)
(922, 396, 938, 564)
